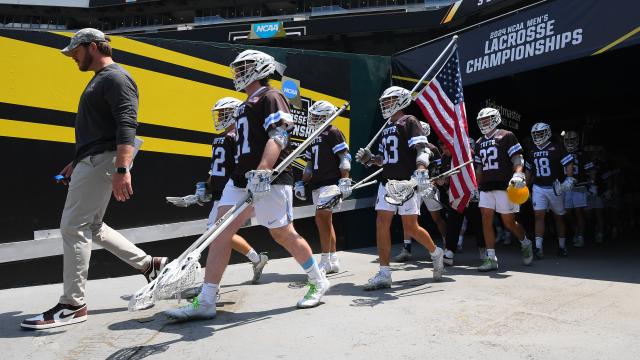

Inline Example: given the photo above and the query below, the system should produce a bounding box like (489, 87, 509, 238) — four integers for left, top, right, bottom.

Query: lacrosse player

(166, 97, 269, 283)
(525, 123, 574, 258)
(165, 50, 329, 321)
(355, 86, 445, 289)
(393, 121, 447, 262)
(474, 108, 533, 271)
(294, 100, 352, 274)
(561, 130, 592, 247)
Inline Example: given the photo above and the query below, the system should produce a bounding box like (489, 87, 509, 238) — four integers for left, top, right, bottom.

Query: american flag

(415, 50, 477, 213)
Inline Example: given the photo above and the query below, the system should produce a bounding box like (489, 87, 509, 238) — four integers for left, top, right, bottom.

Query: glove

(195, 181, 210, 204)
(509, 172, 526, 189)
(246, 170, 273, 200)
(338, 178, 353, 199)
(412, 169, 431, 196)
(166, 194, 200, 207)
(470, 188, 480, 203)
(561, 176, 576, 193)
(355, 147, 374, 167)
(294, 181, 306, 201)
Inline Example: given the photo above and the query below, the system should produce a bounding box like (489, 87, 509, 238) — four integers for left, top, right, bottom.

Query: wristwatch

(116, 167, 129, 174)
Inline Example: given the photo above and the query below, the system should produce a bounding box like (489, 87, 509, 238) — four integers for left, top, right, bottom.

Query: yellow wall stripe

(592, 26, 640, 56)
(442, 0, 463, 24)
(0, 119, 211, 157)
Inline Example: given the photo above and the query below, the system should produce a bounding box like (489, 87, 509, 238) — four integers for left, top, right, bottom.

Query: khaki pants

(59, 151, 149, 306)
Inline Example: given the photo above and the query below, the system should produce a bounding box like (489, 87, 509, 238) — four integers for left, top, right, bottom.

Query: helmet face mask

(307, 100, 337, 130)
(212, 97, 243, 132)
(531, 122, 552, 147)
(476, 108, 501, 135)
(420, 121, 431, 136)
(379, 86, 411, 119)
(230, 50, 276, 91)
(563, 130, 579, 153)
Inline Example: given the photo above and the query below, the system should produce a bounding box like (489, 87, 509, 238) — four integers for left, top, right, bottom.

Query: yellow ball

(506, 184, 529, 205)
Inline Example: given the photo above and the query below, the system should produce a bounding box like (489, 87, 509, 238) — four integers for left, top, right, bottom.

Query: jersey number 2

(235, 117, 251, 160)
(211, 147, 226, 176)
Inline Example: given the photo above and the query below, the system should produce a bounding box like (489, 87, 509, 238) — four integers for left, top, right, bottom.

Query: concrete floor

(1, 242, 639, 360)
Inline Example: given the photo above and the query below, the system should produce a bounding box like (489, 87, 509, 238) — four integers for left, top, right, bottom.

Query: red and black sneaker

(143, 256, 168, 283)
(21, 303, 87, 330)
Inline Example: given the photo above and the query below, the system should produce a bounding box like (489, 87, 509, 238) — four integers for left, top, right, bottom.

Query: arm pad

(338, 152, 351, 171)
(415, 144, 432, 168)
(267, 126, 289, 150)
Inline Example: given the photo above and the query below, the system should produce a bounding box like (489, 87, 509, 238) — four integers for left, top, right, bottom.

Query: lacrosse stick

(362, 36, 459, 151)
(129, 102, 350, 311)
(316, 168, 383, 210)
(384, 159, 472, 206)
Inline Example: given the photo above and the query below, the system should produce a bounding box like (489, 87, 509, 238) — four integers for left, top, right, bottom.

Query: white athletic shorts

(564, 190, 588, 209)
(219, 179, 293, 229)
(375, 183, 420, 215)
(532, 185, 566, 215)
(312, 185, 340, 211)
(587, 195, 604, 209)
(206, 200, 220, 229)
(479, 190, 519, 214)
(422, 189, 443, 212)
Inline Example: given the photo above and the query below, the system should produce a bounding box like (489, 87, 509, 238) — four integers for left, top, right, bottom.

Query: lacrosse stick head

(128, 280, 157, 311)
(316, 185, 342, 210)
(154, 252, 202, 301)
(507, 183, 529, 204)
(384, 180, 416, 206)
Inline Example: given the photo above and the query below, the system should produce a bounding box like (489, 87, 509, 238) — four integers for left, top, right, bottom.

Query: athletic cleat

(329, 258, 341, 274)
(393, 249, 413, 262)
(251, 252, 269, 284)
(296, 275, 330, 308)
(534, 248, 544, 260)
(558, 247, 568, 257)
(318, 259, 332, 273)
(143, 256, 168, 283)
(521, 239, 533, 265)
(478, 247, 486, 260)
(431, 248, 445, 281)
(443, 249, 454, 266)
(477, 257, 499, 272)
(21, 303, 87, 330)
(363, 270, 392, 291)
(165, 296, 216, 321)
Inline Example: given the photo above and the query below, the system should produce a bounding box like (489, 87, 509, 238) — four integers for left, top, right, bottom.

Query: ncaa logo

(282, 79, 299, 99)
(253, 22, 280, 39)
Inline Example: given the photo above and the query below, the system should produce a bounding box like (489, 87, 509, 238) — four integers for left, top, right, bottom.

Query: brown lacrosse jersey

(304, 125, 349, 190)
(474, 129, 523, 191)
(525, 141, 573, 187)
(375, 115, 428, 182)
(230, 86, 294, 188)
(565, 150, 593, 183)
(209, 132, 237, 199)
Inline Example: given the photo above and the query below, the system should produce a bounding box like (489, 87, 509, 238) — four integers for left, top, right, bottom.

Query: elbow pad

(338, 152, 351, 171)
(511, 154, 524, 166)
(415, 144, 432, 168)
(268, 126, 289, 150)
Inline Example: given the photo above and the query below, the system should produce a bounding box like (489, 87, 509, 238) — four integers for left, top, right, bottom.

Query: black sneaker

(558, 247, 568, 257)
(143, 257, 168, 283)
(534, 248, 544, 260)
(21, 303, 87, 330)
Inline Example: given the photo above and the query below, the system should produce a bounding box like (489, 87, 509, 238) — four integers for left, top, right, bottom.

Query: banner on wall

(393, 0, 640, 87)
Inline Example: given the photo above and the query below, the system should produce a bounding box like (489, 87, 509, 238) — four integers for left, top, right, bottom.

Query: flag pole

(364, 35, 459, 150)
(409, 35, 458, 100)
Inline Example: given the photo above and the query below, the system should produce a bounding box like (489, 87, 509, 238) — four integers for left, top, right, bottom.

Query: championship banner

(393, 0, 640, 87)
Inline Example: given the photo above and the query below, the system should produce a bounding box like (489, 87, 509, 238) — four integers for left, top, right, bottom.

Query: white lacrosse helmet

(531, 122, 552, 147)
(230, 50, 276, 91)
(308, 100, 338, 130)
(212, 97, 243, 131)
(477, 107, 501, 135)
(420, 121, 431, 136)
(379, 86, 411, 119)
(563, 130, 579, 153)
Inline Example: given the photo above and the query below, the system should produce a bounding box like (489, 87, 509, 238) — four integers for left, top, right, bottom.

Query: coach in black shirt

(21, 28, 166, 330)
